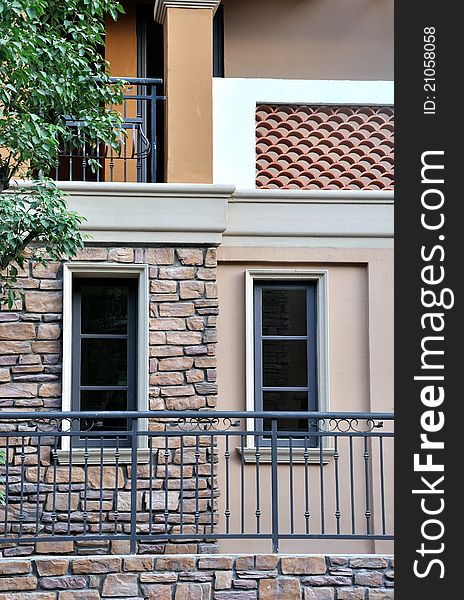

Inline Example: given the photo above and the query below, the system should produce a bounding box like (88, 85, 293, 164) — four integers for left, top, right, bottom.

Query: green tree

(0, 0, 125, 308)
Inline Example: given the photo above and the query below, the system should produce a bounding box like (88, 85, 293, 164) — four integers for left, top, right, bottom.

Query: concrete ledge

(62, 183, 233, 245)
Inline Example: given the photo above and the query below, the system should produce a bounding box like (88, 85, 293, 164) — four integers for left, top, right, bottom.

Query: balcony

(54, 78, 164, 184)
(0, 410, 393, 555)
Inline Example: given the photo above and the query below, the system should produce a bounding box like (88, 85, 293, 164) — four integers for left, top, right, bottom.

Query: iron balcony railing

(54, 77, 164, 184)
(0, 410, 394, 554)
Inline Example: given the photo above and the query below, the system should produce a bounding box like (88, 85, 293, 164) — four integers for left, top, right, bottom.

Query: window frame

(61, 263, 149, 459)
(71, 277, 138, 446)
(245, 269, 330, 452)
(254, 281, 317, 444)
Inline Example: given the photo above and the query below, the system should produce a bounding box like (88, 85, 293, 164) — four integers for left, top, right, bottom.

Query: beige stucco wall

(222, 0, 394, 80)
(216, 246, 394, 553)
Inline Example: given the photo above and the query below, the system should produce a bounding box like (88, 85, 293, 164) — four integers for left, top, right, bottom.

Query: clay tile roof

(256, 105, 394, 190)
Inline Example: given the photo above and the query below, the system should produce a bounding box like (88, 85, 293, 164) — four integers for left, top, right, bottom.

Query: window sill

(57, 448, 151, 465)
(236, 446, 335, 464)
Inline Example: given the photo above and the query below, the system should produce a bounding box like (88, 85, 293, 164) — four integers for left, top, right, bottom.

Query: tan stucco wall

(216, 246, 394, 553)
(164, 7, 213, 183)
(222, 0, 394, 80)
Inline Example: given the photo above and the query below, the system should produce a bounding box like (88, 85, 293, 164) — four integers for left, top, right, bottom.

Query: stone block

(0, 383, 37, 398)
(0, 322, 36, 340)
(304, 589, 335, 599)
(259, 578, 301, 600)
(59, 592, 101, 600)
(155, 557, 196, 571)
(160, 384, 195, 397)
(255, 555, 279, 570)
(0, 560, 31, 575)
(35, 541, 74, 554)
(0, 341, 31, 354)
(204, 248, 217, 267)
(25, 292, 62, 313)
(123, 557, 154, 572)
(144, 491, 180, 511)
(281, 556, 326, 575)
(368, 591, 394, 599)
(214, 571, 233, 590)
(39, 383, 62, 397)
(87, 467, 124, 489)
(214, 593, 256, 600)
(165, 332, 203, 345)
(349, 558, 389, 569)
(145, 248, 175, 265)
(159, 267, 195, 280)
(337, 589, 367, 600)
(0, 368, 12, 383)
(75, 248, 108, 261)
(159, 303, 195, 318)
(198, 557, 233, 570)
(354, 571, 383, 587)
(302, 576, 351, 587)
(37, 324, 61, 340)
(36, 559, 69, 576)
(40, 576, 87, 590)
(142, 584, 172, 600)
(150, 372, 185, 386)
(175, 582, 209, 600)
(158, 356, 193, 371)
(176, 249, 204, 266)
(108, 248, 134, 263)
(45, 492, 79, 511)
(179, 281, 205, 299)
(72, 557, 122, 574)
(139, 573, 177, 584)
(235, 556, 254, 571)
(150, 318, 186, 331)
(101, 573, 139, 597)
(0, 595, 54, 600)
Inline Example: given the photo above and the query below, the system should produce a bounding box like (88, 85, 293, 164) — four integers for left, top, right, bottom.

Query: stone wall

(0, 245, 218, 411)
(0, 554, 394, 599)
(0, 245, 219, 553)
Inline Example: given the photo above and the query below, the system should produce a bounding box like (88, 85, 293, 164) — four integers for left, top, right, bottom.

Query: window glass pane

(262, 288, 306, 336)
(81, 339, 127, 386)
(80, 390, 128, 432)
(263, 391, 309, 432)
(263, 340, 307, 387)
(81, 284, 128, 334)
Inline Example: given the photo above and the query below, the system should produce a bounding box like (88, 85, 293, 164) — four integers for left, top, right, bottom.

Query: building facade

(0, 0, 394, 597)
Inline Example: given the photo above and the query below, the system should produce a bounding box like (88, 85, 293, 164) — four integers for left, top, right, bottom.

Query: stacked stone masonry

(0, 554, 394, 599)
(0, 246, 219, 553)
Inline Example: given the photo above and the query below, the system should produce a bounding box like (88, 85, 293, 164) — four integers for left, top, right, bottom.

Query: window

(72, 278, 137, 441)
(254, 282, 317, 436)
(244, 270, 329, 459)
(60, 263, 149, 461)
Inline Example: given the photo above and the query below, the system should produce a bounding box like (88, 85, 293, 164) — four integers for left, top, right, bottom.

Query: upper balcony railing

(54, 78, 164, 184)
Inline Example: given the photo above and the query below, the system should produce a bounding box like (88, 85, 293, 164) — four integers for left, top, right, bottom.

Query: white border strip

(213, 78, 394, 189)
(62, 263, 149, 451)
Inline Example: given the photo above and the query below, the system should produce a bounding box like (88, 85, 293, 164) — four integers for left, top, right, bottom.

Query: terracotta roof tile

(256, 105, 394, 190)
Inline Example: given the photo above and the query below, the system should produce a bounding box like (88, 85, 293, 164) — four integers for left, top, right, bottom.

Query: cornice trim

(154, 0, 221, 24)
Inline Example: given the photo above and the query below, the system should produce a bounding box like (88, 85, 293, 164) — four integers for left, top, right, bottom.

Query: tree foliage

(0, 0, 125, 307)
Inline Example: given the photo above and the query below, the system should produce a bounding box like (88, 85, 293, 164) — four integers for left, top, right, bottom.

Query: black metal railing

(54, 77, 164, 183)
(0, 410, 393, 554)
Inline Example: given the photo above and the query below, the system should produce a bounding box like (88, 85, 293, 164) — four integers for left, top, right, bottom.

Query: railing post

(150, 84, 158, 182)
(129, 417, 138, 554)
(271, 418, 279, 553)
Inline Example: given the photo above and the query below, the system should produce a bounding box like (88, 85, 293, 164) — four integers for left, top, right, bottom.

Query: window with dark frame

(254, 282, 318, 440)
(72, 278, 137, 443)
